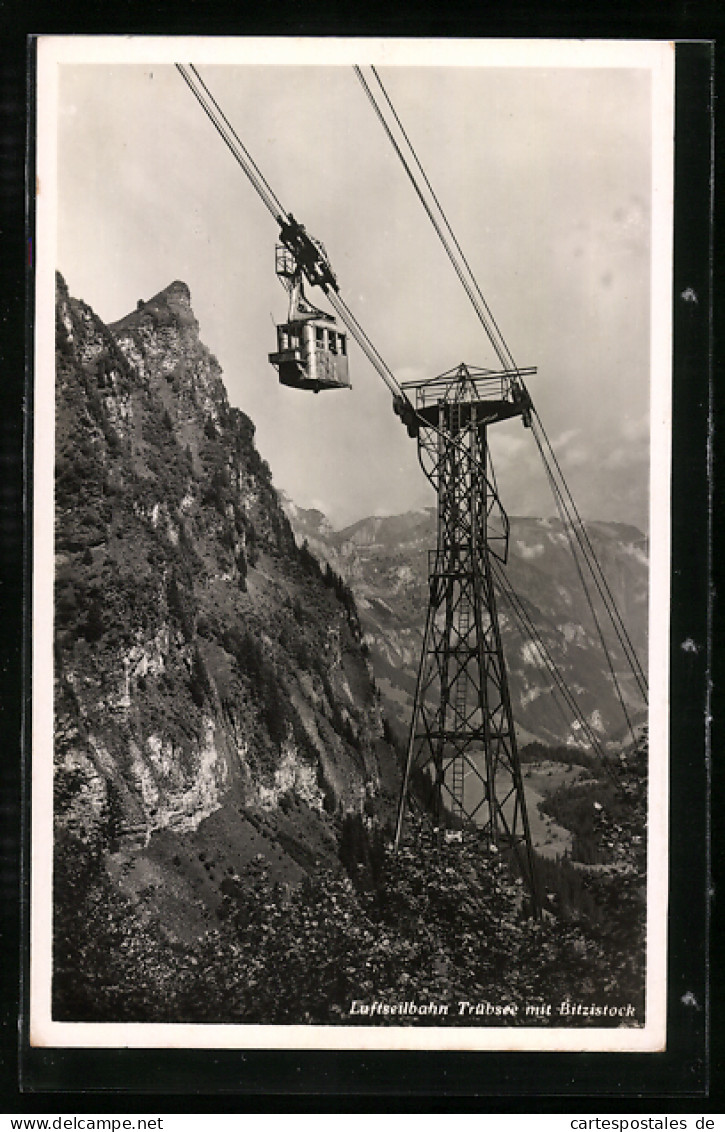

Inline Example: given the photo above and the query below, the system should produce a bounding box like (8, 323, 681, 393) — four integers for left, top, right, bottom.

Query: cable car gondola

(268, 244, 351, 393)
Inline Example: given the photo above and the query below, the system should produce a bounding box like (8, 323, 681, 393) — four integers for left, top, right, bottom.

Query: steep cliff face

(283, 502, 649, 749)
(54, 275, 399, 954)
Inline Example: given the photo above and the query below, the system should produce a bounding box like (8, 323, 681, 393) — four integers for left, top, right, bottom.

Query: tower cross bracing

(394, 363, 539, 911)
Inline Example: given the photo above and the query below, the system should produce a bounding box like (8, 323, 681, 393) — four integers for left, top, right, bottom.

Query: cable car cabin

(269, 246, 351, 392)
(269, 319, 350, 393)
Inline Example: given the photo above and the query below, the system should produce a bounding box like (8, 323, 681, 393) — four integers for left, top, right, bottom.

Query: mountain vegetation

(54, 736, 647, 1026)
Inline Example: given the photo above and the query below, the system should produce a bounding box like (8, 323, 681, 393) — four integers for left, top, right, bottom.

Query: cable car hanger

(174, 64, 520, 444)
(268, 243, 350, 394)
(175, 63, 405, 402)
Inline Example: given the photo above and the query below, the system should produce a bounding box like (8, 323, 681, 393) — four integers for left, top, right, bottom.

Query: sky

(53, 47, 664, 532)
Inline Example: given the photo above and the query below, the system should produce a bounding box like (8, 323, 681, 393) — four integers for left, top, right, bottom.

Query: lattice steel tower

(394, 363, 540, 911)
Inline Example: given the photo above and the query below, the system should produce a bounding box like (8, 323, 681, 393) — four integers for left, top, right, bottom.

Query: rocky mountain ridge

(54, 275, 400, 979)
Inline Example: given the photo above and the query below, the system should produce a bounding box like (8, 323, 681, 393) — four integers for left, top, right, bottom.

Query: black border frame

(0, 16, 717, 1108)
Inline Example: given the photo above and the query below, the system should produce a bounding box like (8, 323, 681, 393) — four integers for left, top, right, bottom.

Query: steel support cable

(530, 426, 637, 745)
(365, 65, 521, 379)
(531, 409, 648, 700)
(499, 521, 630, 681)
(325, 290, 402, 398)
(533, 422, 636, 745)
(498, 605, 619, 792)
(531, 410, 644, 678)
(176, 64, 410, 408)
(490, 558, 611, 767)
(331, 291, 509, 513)
(356, 64, 648, 711)
(520, 419, 646, 701)
(359, 65, 637, 721)
(329, 293, 475, 478)
(180, 63, 286, 219)
(331, 296, 484, 489)
(493, 572, 619, 793)
(334, 287, 478, 483)
(354, 66, 515, 377)
(176, 64, 286, 222)
(491, 557, 605, 754)
(176, 70, 281, 220)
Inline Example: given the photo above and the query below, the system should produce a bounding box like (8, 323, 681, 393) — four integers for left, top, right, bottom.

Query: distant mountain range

(282, 499, 649, 750)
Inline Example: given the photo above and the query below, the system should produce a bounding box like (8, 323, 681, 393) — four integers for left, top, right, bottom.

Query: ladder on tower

(449, 600, 470, 819)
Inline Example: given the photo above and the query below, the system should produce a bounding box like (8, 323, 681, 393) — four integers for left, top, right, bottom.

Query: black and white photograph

(31, 37, 673, 1052)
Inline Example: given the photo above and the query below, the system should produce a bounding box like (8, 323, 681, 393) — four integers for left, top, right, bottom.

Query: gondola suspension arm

(176, 62, 407, 406)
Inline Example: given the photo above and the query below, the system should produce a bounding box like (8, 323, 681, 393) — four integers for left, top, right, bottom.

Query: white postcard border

(31, 34, 674, 1053)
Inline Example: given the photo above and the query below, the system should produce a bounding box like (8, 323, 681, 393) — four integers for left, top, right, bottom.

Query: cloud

(549, 427, 581, 451)
(489, 432, 530, 461)
(515, 540, 545, 560)
(609, 196, 649, 255)
(602, 447, 629, 471)
(562, 447, 588, 468)
(622, 411, 650, 443)
(395, 365, 429, 384)
(544, 428, 589, 468)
